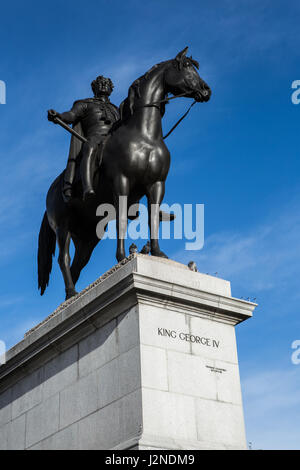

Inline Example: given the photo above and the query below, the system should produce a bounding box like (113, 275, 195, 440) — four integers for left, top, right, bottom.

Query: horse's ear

(175, 47, 188, 70)
(190, 56, 199, 69)
(175, 47, 188, 60)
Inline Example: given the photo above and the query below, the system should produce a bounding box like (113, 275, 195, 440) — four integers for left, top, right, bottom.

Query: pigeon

(188, 261, 198, 272)
(129, 243, 138, 254)
(140, 241, 151, 255)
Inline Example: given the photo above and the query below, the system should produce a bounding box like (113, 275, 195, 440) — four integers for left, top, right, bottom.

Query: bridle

(138, 92, 197, 139)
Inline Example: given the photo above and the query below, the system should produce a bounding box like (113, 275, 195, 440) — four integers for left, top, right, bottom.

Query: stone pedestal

(0, 254, 255, 450)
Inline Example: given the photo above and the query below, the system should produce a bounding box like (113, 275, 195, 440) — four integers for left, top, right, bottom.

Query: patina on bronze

(38, 47, 211, 300)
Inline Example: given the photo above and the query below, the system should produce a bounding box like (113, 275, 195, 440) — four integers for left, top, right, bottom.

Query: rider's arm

(59, 101, 87, 124)
(58, 110, 76, 124)
(48, 101, 87, 124)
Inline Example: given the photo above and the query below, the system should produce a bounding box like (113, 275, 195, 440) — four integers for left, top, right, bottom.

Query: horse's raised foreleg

(56, 226, 78, 300)
(70, 237, 98, 286)
(114, 175, 130, 262)
(147, 181, 168, 258)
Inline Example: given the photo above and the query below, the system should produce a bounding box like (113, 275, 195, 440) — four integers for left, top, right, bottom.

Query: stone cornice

(0, 254, 256, 393)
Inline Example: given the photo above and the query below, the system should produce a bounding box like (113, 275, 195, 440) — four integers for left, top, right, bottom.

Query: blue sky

(0, 0, 300, 449)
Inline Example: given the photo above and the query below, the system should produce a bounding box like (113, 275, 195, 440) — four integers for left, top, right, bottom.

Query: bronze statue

(38, 47, 211, 300)
(48, 75, 119, 202)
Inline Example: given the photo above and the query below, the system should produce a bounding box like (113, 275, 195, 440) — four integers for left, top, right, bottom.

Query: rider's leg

(63, 157, 76, 201)
(80, 140, 97, 200)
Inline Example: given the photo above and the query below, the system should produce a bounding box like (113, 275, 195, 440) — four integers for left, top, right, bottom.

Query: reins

(163, 100, 196, 139)
(138, 92, 197, 139)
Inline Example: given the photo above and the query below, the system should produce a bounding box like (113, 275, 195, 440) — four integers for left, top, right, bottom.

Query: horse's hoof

(151, 250, 168, 259)
(116, 252, 126, 263)
(65, 289, 78, 300)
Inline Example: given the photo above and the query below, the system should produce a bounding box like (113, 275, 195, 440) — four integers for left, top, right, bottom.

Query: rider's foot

(62, 188, 72, 203)
(83, 189, 96, 202)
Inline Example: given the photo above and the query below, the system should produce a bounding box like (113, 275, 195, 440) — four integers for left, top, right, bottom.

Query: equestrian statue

(38, 47, 211, 300)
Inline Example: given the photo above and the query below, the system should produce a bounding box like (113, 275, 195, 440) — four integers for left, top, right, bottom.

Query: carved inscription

(157, 327, 220, 348)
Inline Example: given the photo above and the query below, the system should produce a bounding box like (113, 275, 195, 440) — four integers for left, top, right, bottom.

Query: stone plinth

(0, 254, 255, 450)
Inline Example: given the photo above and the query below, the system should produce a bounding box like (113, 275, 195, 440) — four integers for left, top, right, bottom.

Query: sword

(52, 115, 87, 143)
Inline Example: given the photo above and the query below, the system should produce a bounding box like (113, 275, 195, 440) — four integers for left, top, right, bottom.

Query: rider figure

(48, 75, 120, 201)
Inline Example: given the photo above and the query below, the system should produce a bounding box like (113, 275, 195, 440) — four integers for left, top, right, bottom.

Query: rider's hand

(48, 109, 60, 123)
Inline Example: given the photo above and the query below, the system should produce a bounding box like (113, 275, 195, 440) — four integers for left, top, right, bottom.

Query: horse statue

(38, 47, 211, 300)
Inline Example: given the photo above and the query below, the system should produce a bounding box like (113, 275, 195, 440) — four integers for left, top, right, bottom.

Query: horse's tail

(38, 212, 56, 295)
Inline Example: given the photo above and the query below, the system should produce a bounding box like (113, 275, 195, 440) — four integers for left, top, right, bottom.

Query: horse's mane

(114, 60, 170, 126)
(129, 60, 169, 101)
(110, 53, 199, 133)
(124, 54, 198, 110)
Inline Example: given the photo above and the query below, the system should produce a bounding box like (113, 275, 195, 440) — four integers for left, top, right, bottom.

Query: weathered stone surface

(189, 315, 238, 363)
(117, 307, 140, 355)
(29, 422, 78, 450)
(118, 389, 143, 446)
(0, 422, 8, 450)
(167, 351, 217, 400)
(43, 345, 78, 400)
(77, 400, 122, 450)
(139, 305, 191, 354)
(214, 360, 243, 405)
(195, 398, 246, 448)
(59, 371, 99, 429)
(11, 368, 43, 419)
(0, 389, 12, 426)
(142, 388, 198, 442)
(78, 318, 118, 378)
(26, 394, 59, 448)
(135, 255, 232, 297)
(7, 414, 26, 450)
(140, 345, 168, 391)
(0, 254, 255, 450)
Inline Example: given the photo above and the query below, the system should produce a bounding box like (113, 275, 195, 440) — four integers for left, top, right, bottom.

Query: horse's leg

(114, 175, 130, 262)
(147, 181, 168, 258)
(56, 226, 77, 300)
(70, 237, 98, 286)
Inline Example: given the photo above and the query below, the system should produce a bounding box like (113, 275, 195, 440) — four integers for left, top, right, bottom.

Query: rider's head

(91, 76, 114, 97)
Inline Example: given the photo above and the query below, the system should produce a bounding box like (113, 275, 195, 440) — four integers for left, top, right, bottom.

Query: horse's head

(165, 47, 211, 103)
